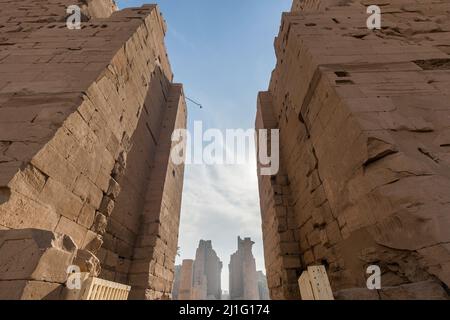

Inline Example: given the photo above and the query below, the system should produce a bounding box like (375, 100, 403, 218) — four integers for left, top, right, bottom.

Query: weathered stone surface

(256, 0, 450, 300)
(98, 196, 115, 216)
(107, 178, 121, 200)
(0, 280, 63, 300)
(0, 0, 185, 300)
(0, 229, 77, 299)
(126, 84, 187, 300)
(92, 212, 108, 235)
(73, 249, 101, 277)
(82, 230, 104, 254)
(55, 216, 87, 248)
(82, 0, 117, 18)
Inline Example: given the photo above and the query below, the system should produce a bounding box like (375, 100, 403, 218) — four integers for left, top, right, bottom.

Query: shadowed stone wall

(256, 0, 450, 300)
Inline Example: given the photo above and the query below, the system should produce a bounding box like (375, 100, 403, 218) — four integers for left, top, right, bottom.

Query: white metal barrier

(80, 277, 131, 300)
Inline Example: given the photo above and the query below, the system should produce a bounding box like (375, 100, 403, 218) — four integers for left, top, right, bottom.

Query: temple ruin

(229, 237, 259, 300)
(256, 0, 450, 300)
(0, 0, 186, 300)
(2, 0, 450, 302)
(257, 271, 270, 300)
(177, 259, 194, 300)
(174, 240, 222, 300)
(193, 240, 223, 300)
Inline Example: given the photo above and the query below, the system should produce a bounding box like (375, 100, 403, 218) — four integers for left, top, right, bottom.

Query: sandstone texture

(256, 0, 450, 300)
(0, 0, 186, 300)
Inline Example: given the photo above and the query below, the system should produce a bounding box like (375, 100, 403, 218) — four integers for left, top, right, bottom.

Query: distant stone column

(257, 271, 270, 300)
(205, 251, 223, 300)
(178, 259, 194, 300)
(229, 237, 259, 300)
(193, 240, 222, 300)
(192, 241, 207, 299)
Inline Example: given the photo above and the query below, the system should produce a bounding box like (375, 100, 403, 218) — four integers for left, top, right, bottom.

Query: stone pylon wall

(257, 0, 450, 300)
(178, 259, 194, 300)
(173, 240, 222, 300)
(0, 0, 186, 300)
(229, 237, 259, 300)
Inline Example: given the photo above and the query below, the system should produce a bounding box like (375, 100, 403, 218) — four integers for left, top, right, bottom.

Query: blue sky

(117, 0, 292, 291)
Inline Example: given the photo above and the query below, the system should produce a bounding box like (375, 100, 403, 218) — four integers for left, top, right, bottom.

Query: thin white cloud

(177, 146, 265, 291)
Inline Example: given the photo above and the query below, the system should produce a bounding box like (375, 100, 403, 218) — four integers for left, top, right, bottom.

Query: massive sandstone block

(0, 0, 186, 300)
(256, 0, 450, 299)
